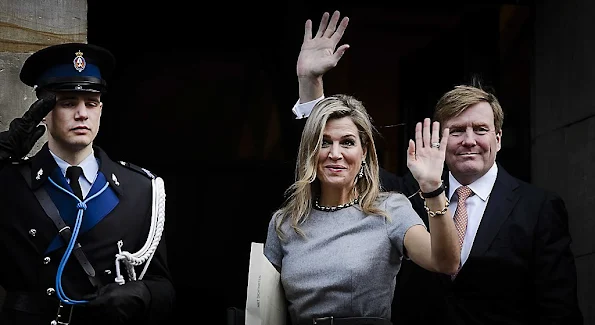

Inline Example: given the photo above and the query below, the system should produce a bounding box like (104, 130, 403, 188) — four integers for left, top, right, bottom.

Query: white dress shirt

(292, 96, 325, 119)
(50, 150, 99, 199)
(448, 163, 498, 266)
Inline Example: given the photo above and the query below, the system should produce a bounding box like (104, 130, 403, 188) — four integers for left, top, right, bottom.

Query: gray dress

(264, 192, 425, 325)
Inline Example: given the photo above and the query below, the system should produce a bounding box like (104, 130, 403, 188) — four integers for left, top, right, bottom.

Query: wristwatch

(419, 181, 449, 218)
(419, 181, 445, 199)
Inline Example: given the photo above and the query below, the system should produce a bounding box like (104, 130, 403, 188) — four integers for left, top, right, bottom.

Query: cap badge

(73, 50, 86, 72)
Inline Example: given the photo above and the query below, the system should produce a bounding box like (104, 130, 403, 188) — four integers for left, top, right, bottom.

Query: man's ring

(431, 142, 440, 149)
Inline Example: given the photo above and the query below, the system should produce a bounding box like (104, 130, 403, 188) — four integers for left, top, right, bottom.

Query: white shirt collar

(448, 162, 498, 202)
(50, 149, 99, 184)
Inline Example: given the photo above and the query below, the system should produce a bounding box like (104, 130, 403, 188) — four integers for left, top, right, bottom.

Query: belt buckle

(50, 302, 74, 325)
(313, 316, 333, 325)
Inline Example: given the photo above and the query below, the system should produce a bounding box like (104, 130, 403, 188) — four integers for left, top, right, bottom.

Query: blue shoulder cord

(47, 177, 110, 305)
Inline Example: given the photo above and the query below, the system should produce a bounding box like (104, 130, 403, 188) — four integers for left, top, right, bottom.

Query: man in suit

(0, 43, 175, 324)
(289, 10, 582, 324)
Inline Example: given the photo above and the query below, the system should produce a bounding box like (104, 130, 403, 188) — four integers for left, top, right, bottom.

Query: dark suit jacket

(392, 163, 583, 325)
(0, 144, 175, 325)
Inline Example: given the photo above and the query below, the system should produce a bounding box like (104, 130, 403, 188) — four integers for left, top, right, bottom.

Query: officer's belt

(19, 165, 101, 288)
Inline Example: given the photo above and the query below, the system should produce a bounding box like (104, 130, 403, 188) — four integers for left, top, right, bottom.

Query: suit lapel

(469, 165, 520, 257)
(80, 171, 119, 233)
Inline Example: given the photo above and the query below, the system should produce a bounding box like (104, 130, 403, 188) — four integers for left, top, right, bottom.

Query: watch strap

(420, 181, 445, 198)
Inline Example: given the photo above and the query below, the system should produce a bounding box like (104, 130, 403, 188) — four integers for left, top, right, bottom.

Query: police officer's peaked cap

(20, 42, 115, 93)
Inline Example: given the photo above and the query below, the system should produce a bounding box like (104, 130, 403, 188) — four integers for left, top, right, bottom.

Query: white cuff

(291, 95, 324, 119)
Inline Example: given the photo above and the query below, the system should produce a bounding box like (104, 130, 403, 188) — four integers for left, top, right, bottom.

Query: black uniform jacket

(0, 144, 175, 324)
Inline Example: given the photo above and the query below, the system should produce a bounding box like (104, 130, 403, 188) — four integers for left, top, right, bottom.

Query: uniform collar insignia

(28, 144, 57, 189)
(35, 168, 43, 180)
(95, 146, 124, 196)
(112, 173, 119, 186)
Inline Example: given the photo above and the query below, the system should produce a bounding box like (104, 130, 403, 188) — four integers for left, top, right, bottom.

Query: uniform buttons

(43, 257, 51, 264)
(46, 288, 55, 296)
(28, 229, 36, 236)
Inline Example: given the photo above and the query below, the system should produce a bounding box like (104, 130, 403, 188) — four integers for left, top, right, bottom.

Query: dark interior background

(86, 0, 534, 323)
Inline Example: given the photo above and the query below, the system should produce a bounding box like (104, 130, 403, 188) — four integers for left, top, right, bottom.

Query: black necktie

(66, 166, 84, 200)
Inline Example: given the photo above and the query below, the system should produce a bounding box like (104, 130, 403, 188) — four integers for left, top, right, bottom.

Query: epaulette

(117, 160, 157, 179)
(10, 155, 32, 165)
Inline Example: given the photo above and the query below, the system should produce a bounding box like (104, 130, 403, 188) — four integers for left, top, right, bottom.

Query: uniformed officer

(0, 43, 175, 324)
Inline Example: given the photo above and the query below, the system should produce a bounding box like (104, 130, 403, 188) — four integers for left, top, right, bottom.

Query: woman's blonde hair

(273, 94, 389, 239)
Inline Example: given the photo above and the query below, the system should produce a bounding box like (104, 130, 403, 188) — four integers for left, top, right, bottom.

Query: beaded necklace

(313, 197, 360, 212)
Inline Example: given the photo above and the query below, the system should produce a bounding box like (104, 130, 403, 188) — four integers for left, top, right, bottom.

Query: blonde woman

(265, 94, 458, 325)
